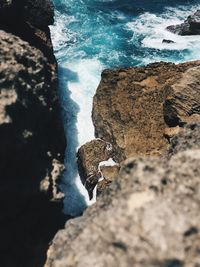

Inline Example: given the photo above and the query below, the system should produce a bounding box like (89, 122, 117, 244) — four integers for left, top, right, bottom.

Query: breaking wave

(50, 0, 200, 216)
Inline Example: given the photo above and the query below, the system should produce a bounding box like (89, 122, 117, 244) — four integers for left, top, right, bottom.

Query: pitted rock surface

(0, 2, 66, 265)
(93, 61, 200, 162)
(167, 9, 200, 35)
(79, 61, 200, 196)
(45, 124, 200, 267)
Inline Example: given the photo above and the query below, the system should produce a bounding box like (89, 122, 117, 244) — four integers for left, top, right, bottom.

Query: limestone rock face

(78, 61, 200, 196)
(0, 1, 66, 267)
(45, 124, 200, 267)
(93, 61, 200, 162)
(164, 65, 200, 126)
(77, 138, 120, 199)
(167, 10, 200, 35)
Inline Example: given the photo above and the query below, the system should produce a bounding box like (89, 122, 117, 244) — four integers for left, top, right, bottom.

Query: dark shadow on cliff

(57, 65, 88, 216)
(0, 88, 69, 267)
(0, 2, 73, 267)
(0, 194, 71, 267)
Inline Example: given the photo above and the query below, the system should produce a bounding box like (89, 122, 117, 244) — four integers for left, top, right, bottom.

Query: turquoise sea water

(50, 0, 200, 216)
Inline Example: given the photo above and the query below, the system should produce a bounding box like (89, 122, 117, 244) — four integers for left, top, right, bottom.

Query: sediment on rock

(0, 1, 66, 267)
(45, 123, 200, 267)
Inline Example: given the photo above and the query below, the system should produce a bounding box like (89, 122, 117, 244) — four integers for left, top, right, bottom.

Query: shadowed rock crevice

(0, 1, 66, 266)
(0, 0, 56, 65)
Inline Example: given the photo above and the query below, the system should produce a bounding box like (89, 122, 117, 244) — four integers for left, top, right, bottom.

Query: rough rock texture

(167, 123, 200, 157)
(45, 124, 200, 267)
(167, 10, 200, 35)
(97, 164, 120, 195)
(78, 61, 200, 195)
(77, 139, 114, 199)
(0, 0, 56, 65)
(93, 61, 200, 161)
(0, 1, 66, 267)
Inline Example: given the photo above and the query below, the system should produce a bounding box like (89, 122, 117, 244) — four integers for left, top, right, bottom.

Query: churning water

(50, 0, 200, 216)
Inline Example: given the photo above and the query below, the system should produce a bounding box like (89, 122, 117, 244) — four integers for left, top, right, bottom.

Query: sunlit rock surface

(78, 61, 200, 195)
(45, 123, 200, 267)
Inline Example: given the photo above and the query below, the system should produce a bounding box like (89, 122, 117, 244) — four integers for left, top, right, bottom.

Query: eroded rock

(78, 61, 200, 196)
(0, 0, 56, 65)
(45, 124, 200, 267)
(162, 39, 175, 44)
(97, 164, 120, 195)
(77, 139, 113, 199)
(0, 1, 66, 266)
(93, 61, 200, 161)
(167, 10, 200, 35)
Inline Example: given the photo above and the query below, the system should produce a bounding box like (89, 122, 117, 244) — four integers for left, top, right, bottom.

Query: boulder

(167, 10, 200, 35)
(162, 39, 175, 44)
(188, 10, 200, 32)
(167, 22, 191, 35)
(78, 61, 200, 196)
(45, 124, 200, 267)
(92, 61, 200, 162)
(77, 139, 113, 199)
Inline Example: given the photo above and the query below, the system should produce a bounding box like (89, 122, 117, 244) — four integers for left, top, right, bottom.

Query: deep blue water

(50, 0, 200, 216)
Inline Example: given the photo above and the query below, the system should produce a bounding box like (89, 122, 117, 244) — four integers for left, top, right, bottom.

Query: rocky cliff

(0, 1, 66, 267)
(78, 61, 200, 196)
(44, 6, 200, 267)
(45, 123, 200, 267)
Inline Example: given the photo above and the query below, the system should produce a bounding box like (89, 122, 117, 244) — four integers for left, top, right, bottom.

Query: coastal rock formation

(0, 0, 56, 65)
(77, 138, 120, 199)
(78, 61, 200, 195)
(93, 61, 200, 161)
(45, 123, 200, 267)
(0, 1, 66, 267)
(167, 10, 200, 35)
(77, 139, 114, 199)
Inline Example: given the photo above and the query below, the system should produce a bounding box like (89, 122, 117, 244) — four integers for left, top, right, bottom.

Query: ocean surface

(50, 0, 200, 216)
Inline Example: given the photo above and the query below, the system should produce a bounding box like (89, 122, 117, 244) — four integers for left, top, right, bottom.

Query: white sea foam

(51, 2, 200, 216)
(50, 9, 105, 215)
(50, 11, 77, 55)
(98, 158, 119, 169)
(127, 4, 200, 63)
(57, 58, 103, 216)
(66, 59, 103, 145)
